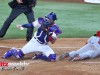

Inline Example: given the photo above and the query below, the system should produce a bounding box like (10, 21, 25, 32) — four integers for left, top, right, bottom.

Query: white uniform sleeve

(87, 36, 94, 43)
(32, 20, 41, 28)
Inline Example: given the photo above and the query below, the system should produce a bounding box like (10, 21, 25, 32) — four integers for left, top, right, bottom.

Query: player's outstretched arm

(16, 22, 34, 30)
(16, 20, 42, 30)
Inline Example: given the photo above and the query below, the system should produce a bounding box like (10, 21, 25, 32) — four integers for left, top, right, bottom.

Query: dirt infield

(0, 0, 98, 75)
(0, 38, 100, 75)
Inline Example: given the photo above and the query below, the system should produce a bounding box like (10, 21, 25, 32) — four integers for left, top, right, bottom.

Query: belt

(34, 37, 45, 44)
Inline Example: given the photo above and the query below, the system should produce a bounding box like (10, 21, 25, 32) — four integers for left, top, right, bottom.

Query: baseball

(20, 27, 24, 30)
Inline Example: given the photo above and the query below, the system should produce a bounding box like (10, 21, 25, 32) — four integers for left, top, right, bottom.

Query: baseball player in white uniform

(59, 31, 100, 61)
(3, 12, 62, 62)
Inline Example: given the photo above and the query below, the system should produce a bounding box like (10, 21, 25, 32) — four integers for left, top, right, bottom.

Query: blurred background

(0, 0, 100, 39)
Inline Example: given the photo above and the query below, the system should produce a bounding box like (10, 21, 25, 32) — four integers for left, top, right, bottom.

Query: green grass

(0, 0, 100, 39)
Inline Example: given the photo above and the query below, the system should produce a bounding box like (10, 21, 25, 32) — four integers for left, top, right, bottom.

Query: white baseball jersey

(21, 18, 62, 57)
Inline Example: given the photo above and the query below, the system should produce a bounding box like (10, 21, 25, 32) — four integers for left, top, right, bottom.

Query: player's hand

(16, 24, 24, 30)
(16, 0, 23, 4)
(16, 24, 22, 29)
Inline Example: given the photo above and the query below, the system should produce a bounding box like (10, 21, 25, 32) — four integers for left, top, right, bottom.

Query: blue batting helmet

(45, 12, 57, 21)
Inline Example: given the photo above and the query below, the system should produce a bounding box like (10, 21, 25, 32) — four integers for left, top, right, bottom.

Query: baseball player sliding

(3, 12, 62, 62)
(59, 31, 100, 61)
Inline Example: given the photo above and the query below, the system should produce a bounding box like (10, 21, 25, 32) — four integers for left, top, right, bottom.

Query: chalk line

(0, 45, 80, 49)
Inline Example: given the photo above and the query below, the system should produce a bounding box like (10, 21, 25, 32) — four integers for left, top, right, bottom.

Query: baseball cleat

(31, 52, 43, 60)
(31, 54, 37, 60)
(31, 54, 41, 60)
(68, 54, 80, 61)
(58, 52, 69, 60)
(71, 56, 80, 61)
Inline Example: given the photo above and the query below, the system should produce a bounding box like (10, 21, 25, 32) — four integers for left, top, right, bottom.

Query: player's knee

(48, 54, 56, 62)
(86, 51, 94, 58)
(11, 49, 24, 58)
(17, 50, 25, 58)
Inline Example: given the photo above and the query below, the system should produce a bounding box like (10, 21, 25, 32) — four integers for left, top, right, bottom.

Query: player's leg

(32, 53, 55, 61)
(79, 50, 94, 59)
(69, 44, 92, 57)
(0, 7, 24, 37)
(4, 48, 24, 59)
(70, 50, 95, 61)
(68, 44, 94, 61)
(33, 53, 56, 62)
(21, 38, 39, 54)
(58, 44, 93, 60)
(35, 45, 56, 62)
(58, 50, 84, 61)
(21, 38, 56, 61)
(3, 38, 37, 59)
(90, 49, 100, 58)
(24, 9, 35, 41)
(58, 52, 69, 60)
